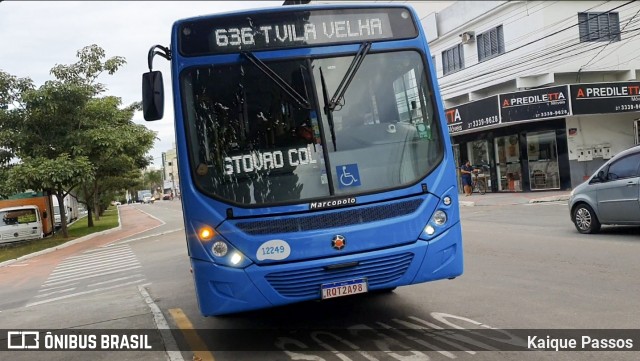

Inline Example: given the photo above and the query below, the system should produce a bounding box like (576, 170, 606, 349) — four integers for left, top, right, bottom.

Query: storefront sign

(570, 81, 640, 114)
(445, 96, 500, 134)
(500, 85, 570, 123)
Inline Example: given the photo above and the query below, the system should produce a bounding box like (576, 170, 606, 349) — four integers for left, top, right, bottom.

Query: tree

(0, 45, 156, 236)
(76, 96, 155, 224)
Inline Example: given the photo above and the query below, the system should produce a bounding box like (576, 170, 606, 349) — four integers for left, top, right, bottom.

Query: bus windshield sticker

(223, 144, 318, 175)
(336, 164, 361, 188)
(256, 239, 291, 261)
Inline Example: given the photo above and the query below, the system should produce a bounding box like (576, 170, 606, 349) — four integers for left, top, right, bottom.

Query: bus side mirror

(142, 71, 164, 121)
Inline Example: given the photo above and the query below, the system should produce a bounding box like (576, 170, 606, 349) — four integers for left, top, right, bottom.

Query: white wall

(566, 113, 636, 161)
(427, 1, 640, 101)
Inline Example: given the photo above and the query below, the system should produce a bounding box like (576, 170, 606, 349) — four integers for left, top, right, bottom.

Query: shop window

(442, 44, 464, 75)
(578, 12, 620, 42)
(527, 131, 560, 190)
(495, 135, 522, 192)
(467, 139, 489, 167)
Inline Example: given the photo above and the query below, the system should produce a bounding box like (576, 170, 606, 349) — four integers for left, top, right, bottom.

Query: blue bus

(142, 4, 463, 316)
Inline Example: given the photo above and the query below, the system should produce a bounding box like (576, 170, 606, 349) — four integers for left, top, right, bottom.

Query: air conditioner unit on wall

(460, 31, 475, 44)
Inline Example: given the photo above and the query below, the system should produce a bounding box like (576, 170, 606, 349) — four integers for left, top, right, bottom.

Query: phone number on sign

(536, 110, 569, 118)
(615, 104, 640, 111)
(468, 115, 499, 129)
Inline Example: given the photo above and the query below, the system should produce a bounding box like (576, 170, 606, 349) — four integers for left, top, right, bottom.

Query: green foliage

(0, 44, 157, 235)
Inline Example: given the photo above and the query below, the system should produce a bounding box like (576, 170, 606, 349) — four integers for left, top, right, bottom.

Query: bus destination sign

(179, 8, 418, 56)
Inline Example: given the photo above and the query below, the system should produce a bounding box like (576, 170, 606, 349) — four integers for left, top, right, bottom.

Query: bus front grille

(235, 198, 423, 235)
(265, 252, 414, 298)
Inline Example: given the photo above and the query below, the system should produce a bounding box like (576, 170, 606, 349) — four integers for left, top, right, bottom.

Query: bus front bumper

(190, 224, 462, 316)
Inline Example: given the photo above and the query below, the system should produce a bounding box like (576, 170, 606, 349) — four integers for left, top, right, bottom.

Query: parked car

(569, 145, 640, 233)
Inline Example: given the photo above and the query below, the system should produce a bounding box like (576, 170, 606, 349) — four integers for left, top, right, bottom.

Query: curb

(528, 195, 571, 203)
(459, 200, 475, 207)
(0, 207, 123, 268)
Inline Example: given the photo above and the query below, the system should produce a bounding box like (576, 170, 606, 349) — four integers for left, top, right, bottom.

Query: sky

(0, 1, 282, 168)
(0, 1, 454, 169)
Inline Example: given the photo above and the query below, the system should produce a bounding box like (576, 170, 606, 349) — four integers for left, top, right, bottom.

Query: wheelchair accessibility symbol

(336, 164, 361, 188)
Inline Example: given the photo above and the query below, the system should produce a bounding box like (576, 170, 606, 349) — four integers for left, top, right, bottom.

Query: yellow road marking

(169, 308, 215, 361)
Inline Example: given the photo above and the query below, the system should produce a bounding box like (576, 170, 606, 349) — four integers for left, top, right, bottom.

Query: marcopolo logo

(309, 197, 356, 210)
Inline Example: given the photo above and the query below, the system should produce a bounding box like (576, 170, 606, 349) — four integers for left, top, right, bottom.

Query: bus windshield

(181, 50, 442, 206)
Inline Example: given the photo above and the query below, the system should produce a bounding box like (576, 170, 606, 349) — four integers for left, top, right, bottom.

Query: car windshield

(181, 50, 443, 206)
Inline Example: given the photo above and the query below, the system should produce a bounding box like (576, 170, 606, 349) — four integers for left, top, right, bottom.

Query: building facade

(162, 146, 180, 197)
(425, 0, 640, 192)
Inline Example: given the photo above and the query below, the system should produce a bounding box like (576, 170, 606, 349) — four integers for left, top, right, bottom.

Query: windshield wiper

(319, 67, 337, 152)
(241, 51, 311, 110)
(327, 42, 372, 111)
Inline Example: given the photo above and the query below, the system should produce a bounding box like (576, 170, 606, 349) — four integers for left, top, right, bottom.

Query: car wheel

(573, 203, 601, 234)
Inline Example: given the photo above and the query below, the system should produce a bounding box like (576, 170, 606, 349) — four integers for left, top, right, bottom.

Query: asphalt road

(0, 199, 638, 361)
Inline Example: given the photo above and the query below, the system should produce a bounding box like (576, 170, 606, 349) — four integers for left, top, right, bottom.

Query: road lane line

(26, 279, 145, 307)
(88, 274, 146, 287)
(42, 266, 142, 287)
(138, 286, 184, 361)
(34, 287, 76, 298)
(169, 308, 215, 361)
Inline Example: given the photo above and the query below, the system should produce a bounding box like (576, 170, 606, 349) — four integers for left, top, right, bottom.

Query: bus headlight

(212, 241, 228, 257)
(230, 252, 243, 265)
(424, 225, 436, 235)
(433, 210, 447, 226)
(210, 239, 251, 268)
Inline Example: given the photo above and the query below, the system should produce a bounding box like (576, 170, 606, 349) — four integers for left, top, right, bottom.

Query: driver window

(606, 153, 640, 180)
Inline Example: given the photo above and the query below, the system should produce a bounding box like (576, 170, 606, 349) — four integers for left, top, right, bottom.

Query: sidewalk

(458, 190, 570, 207)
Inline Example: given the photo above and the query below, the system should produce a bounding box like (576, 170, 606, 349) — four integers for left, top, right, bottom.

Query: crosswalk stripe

(34, 287, 76, 298)
(87, 274, 146, 287)
(27, 280, 146, 307)
(39, 283, 79, 293)
(57, 253, 135, 269)
(61, 248, 133, 263)
(51, 255, 137, 275)
(42, 266, 142, 287)
(46, 262, 141, 282)
(81, 244, 130, 254)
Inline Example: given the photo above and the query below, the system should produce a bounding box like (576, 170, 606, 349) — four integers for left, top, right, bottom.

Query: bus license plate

(321, 279, 368, 299)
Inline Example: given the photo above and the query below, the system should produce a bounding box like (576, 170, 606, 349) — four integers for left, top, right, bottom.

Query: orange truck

(0, 193, 55, 237)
